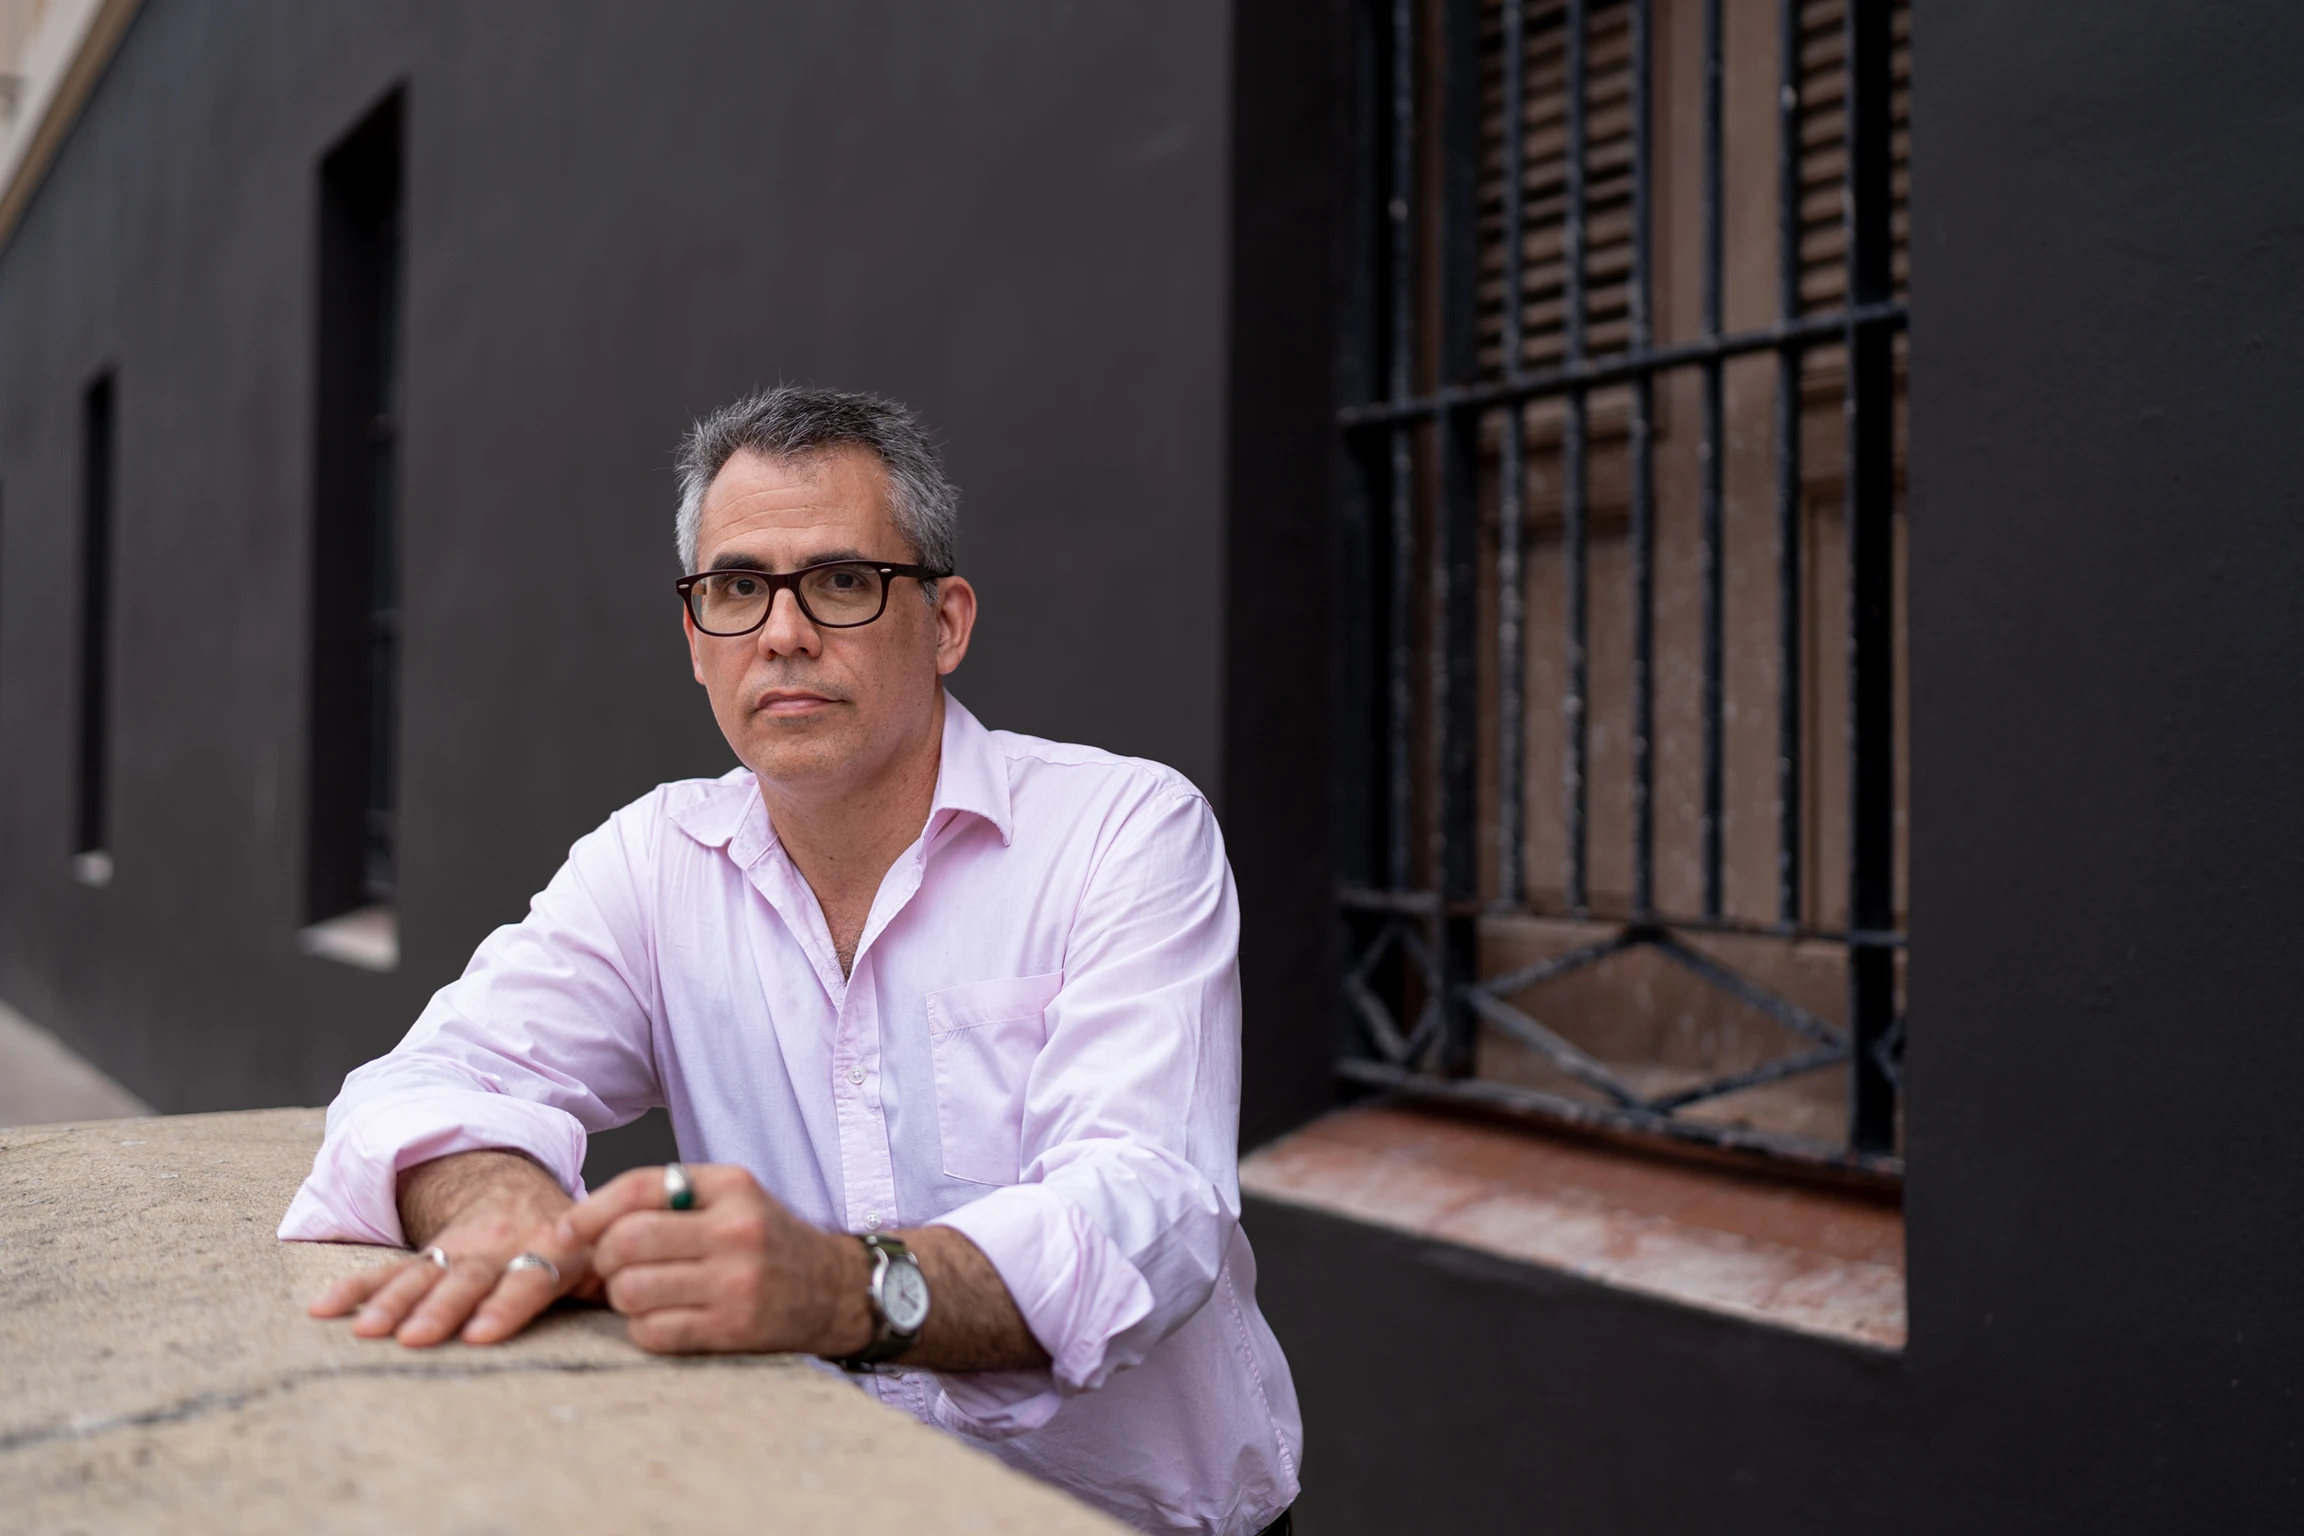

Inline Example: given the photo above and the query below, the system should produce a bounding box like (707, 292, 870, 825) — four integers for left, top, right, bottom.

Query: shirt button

(864, 1213, 883, 1231)
(846, 1064, 866, 1086)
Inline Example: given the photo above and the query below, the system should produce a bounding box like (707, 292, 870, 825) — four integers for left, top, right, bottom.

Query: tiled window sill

(297, 904, 399, 972)
(1239, 1102, 1905, 1351)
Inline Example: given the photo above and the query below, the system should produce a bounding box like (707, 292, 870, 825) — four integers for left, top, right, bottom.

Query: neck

(755, 692, 946, 973)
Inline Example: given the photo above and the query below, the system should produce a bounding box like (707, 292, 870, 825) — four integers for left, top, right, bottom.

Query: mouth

(753, 687, 845, 718)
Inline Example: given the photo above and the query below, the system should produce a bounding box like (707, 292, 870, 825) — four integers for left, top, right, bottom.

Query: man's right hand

(307, 1148, 596, 1348)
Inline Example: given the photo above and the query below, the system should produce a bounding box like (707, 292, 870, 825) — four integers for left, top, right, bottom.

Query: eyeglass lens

(688, 563, 888, 633)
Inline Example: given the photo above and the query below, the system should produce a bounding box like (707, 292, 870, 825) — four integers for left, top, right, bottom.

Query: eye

(723, 575, 764, 599)
(823, 569, 865, 591)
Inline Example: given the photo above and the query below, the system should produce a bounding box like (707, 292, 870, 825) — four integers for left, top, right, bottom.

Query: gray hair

(673, 387, 959, 594)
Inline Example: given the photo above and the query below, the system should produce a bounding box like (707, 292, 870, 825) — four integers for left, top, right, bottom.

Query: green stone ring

(664, 1162, 696, 1212)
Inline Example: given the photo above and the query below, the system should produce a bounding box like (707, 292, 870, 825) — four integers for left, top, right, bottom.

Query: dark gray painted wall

(1899, 0, 2304, 1522)
(0, 0, 1232, 1115)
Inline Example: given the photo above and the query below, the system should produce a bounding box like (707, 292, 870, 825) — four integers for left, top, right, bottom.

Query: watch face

(881, 1257, 931, 1333)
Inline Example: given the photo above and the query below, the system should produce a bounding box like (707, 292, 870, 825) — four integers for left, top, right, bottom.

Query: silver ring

(664, 1162, 695, 1211)
(420, 1246, 451, 1271)
(504, 1252, 562, 1287)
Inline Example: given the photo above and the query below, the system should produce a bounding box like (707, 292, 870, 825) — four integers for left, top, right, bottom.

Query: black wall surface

(0, 0, 1231, 1125)
(1898, 0, 2304, 1523)
(1224, 0, 1345, 1152)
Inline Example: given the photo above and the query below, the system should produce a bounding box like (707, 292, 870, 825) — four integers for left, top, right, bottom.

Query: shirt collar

(665, 767, 764, 859)
(665, 690, 1013, 859)
(931, 693, 1014, 847)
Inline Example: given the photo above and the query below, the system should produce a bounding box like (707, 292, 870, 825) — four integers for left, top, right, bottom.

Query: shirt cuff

(276, 1090, 590, 1246)
(929, 1181, 1156, 1403)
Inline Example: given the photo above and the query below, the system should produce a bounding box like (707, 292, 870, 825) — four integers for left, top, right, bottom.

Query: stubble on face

(686, 447, 942, 798)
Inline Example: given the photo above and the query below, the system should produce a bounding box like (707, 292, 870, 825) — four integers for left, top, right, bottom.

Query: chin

(740, 722, 855, 785)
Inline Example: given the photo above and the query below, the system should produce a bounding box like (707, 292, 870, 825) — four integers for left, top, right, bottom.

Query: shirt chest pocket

(924, 971, 1063, 1186)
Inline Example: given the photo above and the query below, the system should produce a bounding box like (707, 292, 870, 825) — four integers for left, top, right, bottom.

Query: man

(281, 387, 1300, 1536)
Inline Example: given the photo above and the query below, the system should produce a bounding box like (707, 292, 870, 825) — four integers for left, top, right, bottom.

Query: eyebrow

(705, 547, 873, 574)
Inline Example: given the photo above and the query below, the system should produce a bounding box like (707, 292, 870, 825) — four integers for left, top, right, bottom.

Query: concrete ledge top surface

(0, 1108, 1119, 1535)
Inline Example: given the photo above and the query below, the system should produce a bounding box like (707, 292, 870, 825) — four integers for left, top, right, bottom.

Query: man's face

(683, 446, 974, 793)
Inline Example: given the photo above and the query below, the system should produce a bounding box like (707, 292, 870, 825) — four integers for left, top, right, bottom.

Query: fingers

(309, 1258, 409, 1318)
(603, 1258, 713, 1317)
(627, 1304, 717, 1355)
(346, 1255, 450, 1339)
(557, 1162, 758, 1250)
(592, 1211, 713, 1278)
(461, 1255, 569, 1346)
(393, 1254, 505, 1348)
(315, 1235, 578, 1348)
(555, 1164, 674, 1249)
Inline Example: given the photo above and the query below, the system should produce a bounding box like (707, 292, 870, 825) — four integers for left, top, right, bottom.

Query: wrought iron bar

(1462, 990, 1642, 1106)
(1336, 1058, 1905, 1181)
(1334, 0, 1385, 903)
(1643, 1043, 1849, 1113)
(1648, 931, 1845, 1048)
(1336, 303, 1906, 426)
(1562, 0, 1591, 914)
(1384, 0, 1415, 893)
(1438, 0, 1485, 1075)
(1470, 928, 1630, 1001)
(1337, 883, 1444, 915)
(1494, 0, 1529, 908)
(1629, 0, 1657, 917)
(1341, 881, 1905, 948)
(1698, 0, 1727, 919)
(1772, 0, 1805, 929)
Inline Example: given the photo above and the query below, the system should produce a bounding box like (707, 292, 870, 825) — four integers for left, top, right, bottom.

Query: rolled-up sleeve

(931, 787, 1241, 1436)
(278, 805, 668, 1246)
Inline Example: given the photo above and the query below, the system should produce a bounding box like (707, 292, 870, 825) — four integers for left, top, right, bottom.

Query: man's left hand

(557, 1164, 872, 1357)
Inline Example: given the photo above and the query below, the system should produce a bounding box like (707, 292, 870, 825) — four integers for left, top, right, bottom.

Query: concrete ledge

(0, 1108, 1119, 1533)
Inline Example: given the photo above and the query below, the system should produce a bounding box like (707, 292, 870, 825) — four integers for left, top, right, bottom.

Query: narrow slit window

(302, 88, 404, 971)
(74, 373, 115, 888)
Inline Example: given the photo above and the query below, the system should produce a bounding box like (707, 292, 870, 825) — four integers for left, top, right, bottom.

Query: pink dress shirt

(280, 697, 1302, 1536)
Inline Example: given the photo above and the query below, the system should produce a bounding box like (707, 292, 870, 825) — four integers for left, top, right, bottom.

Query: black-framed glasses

(674, 559, 951, 635)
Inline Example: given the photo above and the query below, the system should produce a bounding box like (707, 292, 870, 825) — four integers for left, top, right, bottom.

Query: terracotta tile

(1604, 1225, 1806, 1312)
(1429, 1190, 1626, 1273)
(1240, 1136, 1490, 1231)
(1241, 1103, 1907, 1351)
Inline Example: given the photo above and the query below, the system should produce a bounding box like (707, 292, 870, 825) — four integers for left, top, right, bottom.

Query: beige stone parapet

(0, 1108, 1120, 1535)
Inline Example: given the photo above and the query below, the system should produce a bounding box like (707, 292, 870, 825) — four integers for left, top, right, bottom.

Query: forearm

(817, 1225, 1050, 1373)
(397, 1148, 571, 1249)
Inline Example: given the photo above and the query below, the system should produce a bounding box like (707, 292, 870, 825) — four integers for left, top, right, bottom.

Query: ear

(683, 604, 708, 685)
(932, 576, 978, 678)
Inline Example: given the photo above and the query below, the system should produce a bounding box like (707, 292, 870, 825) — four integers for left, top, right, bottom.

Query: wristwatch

(834, 1233, 930, 1372)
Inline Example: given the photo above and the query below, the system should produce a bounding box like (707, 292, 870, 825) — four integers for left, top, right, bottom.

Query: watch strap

(835, 1234, 922, 1373)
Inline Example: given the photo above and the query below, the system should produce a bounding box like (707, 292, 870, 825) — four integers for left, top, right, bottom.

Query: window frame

(1331, 0, 1908, 1178)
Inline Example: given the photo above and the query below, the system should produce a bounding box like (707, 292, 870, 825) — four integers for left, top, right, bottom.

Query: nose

(754, 584, 821, 660)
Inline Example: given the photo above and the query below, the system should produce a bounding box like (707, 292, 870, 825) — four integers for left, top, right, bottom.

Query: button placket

(831, 954, 899, 1240)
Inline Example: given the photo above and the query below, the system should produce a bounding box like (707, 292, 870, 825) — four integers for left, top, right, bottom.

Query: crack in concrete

(0, 1354, 764, 1457)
